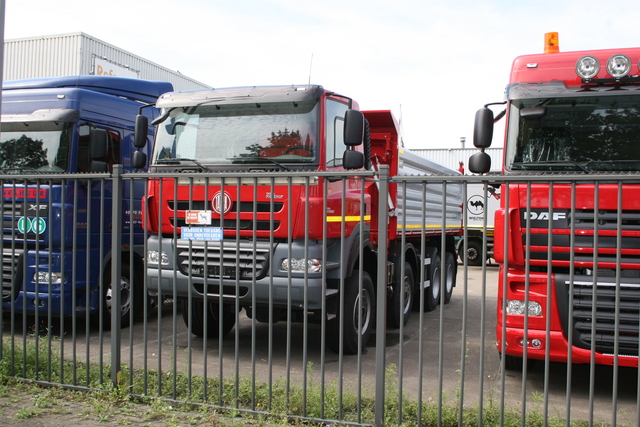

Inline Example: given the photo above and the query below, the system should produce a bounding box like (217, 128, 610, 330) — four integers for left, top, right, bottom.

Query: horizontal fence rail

(0, 168, 639, 426)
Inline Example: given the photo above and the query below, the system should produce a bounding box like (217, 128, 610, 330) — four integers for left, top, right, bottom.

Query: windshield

(152, 100, 319, 168)
(505, 94, 640, 172)
(0, 121, 72, 173)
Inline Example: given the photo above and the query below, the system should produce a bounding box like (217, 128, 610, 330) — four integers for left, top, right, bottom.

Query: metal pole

(0, 0, 5, 361)
(375, 165, 389, 426)
(111, 165, 123, 385)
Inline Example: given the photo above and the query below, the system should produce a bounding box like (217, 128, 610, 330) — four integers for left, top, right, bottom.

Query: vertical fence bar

(457, 180, 469, 425)
(543, 182, 554, 426)
(110, 165, 123, 385)
(565, 182, 577, 426)
(588, 181, 600, 426)
(612, 181, 623, 427)
(375, 165, 389, 426)
(498, 179, 509, 427)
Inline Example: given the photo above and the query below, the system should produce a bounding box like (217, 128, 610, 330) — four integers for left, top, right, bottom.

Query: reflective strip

(326, 215, 371, 222)
(398, 224, 462, 229)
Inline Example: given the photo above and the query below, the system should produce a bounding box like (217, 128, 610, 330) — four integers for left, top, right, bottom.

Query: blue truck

(1, 76, 173, 327)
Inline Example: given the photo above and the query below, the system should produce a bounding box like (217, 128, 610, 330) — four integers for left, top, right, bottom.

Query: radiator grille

(176, 240, 271, 281)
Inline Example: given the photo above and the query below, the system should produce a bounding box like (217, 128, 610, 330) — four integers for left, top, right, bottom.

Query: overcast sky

(5, 0, 640, 150)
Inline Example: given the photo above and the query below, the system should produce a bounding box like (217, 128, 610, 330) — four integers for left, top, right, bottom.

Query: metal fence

(1, 168, 639, 426)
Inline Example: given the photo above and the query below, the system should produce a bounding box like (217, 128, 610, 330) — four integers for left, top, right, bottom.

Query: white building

(411, 147, 503, 174)
(4, 32, 210, 91)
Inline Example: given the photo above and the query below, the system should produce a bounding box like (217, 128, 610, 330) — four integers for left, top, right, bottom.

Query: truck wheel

(444, 252, 456, 304)
(103, 262, 142, 329)
(388, 262, 414, 328)
(327, 270, 375, 354)
(181, 299, 236, 338)
(425, 252, 441, 311)
(465, 240, 483, 266)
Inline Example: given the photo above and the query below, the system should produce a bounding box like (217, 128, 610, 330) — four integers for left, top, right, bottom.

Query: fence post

(111, 165, 123, 385)
(375, 165, 389, 426)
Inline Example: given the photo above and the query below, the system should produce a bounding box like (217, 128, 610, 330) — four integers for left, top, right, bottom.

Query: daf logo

(525, 212, 567, 221)
(211, 191, 232, 215)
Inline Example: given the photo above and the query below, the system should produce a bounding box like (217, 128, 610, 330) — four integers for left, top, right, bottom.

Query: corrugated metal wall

(4, 32, 210, 91)
(4, 33, 82, 79)
(411, 147, 503, 173)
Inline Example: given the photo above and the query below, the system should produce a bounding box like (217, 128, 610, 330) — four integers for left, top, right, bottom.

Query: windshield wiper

(230, 157, 290, 171)
(512, 161, 591, 173)
(2, 167, 38, 175)
(156, 158, 212, 172)
(584, 159, 640, 171)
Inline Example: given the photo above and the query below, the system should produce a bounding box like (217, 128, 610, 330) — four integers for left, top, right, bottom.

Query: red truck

(135, 85, 463, 353)
(470, 42, 640, 368)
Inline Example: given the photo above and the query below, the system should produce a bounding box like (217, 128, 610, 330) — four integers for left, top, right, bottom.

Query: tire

(464, 239, 483, 266)
(103, 261, 142, 329)
(388, 262, 414, 328)
(425, 252, 441, 312)
(181, 299, 236, 338)
(444, 252, 456, 304)
(327, 270, 375, 354)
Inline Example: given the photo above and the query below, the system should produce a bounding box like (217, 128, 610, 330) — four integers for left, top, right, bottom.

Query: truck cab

(1, 76, 173, 326)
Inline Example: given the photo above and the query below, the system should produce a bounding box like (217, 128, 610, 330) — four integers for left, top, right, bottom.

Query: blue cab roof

(3, 75, 173, 104)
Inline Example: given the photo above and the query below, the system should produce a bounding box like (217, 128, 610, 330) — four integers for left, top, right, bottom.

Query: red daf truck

(470, 39, 640, 368)
(135, 85, 463, 353)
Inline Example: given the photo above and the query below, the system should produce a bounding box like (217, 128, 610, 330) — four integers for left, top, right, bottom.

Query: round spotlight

(606, 54, 632, 78)
(576, 56, 600, 79)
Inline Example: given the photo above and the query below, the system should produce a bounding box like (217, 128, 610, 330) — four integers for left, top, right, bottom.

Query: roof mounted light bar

(577, 53, 640, 84)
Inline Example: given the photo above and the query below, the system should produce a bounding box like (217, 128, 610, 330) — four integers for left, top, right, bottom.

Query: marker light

(575, 56, 600, 79)
(606, 54, 632, 78)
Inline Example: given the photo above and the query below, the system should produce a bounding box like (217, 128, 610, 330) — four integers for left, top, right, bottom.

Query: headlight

(575, 55, 600, 79)
(606, 54, 632, 78)
(281, 258, 322, 273)
(506, 299, 542, 316)
(34, 271, 65, 284)
(147, 250, 169, 265)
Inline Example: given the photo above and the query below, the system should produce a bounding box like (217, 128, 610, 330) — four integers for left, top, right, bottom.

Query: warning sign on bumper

(181, 227, 223, 241)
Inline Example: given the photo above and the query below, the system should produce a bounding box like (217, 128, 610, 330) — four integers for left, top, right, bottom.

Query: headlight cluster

(506, 299, 542, 316)
(576, 54, 636, 80)
(147, 250, 169, 265)
(280, 258, 322, 273)
(34, 271, 65, 284)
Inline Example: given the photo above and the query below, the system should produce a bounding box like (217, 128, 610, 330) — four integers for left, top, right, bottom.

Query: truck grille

(557, 278, 640, 357)
(170, 218, 280, 231)
(2, 248, 23, 303)
(176, 240, 271, 281)
(168, 200, 283, 231)
(524, 209, 640, 264)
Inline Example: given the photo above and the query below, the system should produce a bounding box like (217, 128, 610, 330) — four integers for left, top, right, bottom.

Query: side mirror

(134, 115, 149, 149)
(468, 152, 491, 174)
(473, 108, 494, 149)
(344, 109, 364, 146)
(132, 151, 147, 170)
(343, 149, 364, 170)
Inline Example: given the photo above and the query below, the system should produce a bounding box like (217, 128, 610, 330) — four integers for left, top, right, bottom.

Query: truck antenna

(308, 54, 314, 85)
